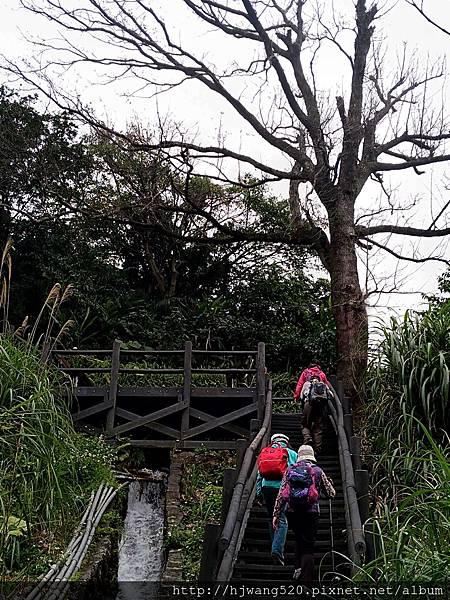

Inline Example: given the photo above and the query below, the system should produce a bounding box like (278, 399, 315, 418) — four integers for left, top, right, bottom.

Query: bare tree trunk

(328, 196, 368, 407)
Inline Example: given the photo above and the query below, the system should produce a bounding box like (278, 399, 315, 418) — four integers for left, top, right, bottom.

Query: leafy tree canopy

(1, 87, 334, 373)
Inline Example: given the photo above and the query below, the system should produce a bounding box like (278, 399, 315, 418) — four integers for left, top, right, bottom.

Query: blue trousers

(262, 486, 287, 556)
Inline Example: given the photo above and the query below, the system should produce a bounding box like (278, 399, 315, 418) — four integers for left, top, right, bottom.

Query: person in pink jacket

(294, 362, 332, 454)
(293, 362, 330, 401)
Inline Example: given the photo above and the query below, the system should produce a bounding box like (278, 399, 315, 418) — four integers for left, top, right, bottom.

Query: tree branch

(361, 236, 450, 266)
(405, 0, 450, 37)
(373, 154, 450, 172)
(357, 224, 450, 238)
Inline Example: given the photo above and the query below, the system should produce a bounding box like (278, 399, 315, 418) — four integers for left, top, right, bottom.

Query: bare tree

(5, 0, 450, 403)
(405, 0, 450, 36)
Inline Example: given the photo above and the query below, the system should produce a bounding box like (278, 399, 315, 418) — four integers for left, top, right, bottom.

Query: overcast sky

(1, 0, 449, 325)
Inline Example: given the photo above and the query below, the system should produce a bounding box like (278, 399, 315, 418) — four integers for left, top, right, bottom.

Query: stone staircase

(231, 412, 348, 582)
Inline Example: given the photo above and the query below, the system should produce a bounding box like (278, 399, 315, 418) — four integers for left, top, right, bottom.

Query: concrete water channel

(116, 472, 167, 599)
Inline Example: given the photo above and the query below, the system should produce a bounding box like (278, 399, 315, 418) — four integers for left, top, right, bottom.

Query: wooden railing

(53, 341, 267, 449)
(327, 382, 367, 571)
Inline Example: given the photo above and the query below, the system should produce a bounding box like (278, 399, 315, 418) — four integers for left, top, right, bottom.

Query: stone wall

(162, 451, 190, 581)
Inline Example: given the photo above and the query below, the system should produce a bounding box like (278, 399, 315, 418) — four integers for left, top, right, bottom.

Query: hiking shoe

(293, 568, 302, 580)
(271, 552, 285, 566)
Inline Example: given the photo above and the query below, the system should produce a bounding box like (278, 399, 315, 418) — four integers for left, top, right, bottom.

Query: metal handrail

(216, 381, 272, 579)
(328, 386, 366, 569)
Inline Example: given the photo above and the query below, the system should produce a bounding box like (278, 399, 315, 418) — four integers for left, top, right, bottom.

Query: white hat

(297, 445, 316, 462)
(271, 433, 289, 445)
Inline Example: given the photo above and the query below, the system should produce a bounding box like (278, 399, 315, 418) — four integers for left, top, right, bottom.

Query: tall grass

(0, 242, 117, 575)
(359, 424, 450, 581)
(360, 302, 450, 581)
(366, 304, 450, 487)
(0, 337, 118, 574)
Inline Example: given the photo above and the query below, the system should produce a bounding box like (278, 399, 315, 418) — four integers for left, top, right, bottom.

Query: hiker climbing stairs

(231, 412, 347, 581)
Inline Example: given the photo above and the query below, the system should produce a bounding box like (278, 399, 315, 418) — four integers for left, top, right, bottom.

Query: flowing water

(116, 473, 166, 599)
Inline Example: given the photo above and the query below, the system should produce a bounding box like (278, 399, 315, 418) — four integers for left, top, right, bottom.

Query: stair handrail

(327, 384, 366, 569)
(216, 380, 272, 577)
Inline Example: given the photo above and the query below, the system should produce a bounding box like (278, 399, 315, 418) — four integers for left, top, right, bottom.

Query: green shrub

(271, 371, 300, 413)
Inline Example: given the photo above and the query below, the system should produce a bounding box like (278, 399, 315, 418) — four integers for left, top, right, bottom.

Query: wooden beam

(117, 387, 182, 398)
(256, 342, 266, 421)
(192, 350, 257, 355)
(115, 407, 180, 439)
(72, 399, 113, 421)
(110, 400, 188, 436)
(199, 524, 221, 581)
(129, 440, 238, 449)
(181, 342, 192, 439)
(236, 439, 248, 471)
(191, 387, 256, 398)
(250, 418, 260, 436)
(106, 340, 121, 433)
(120, 349, 184, 355)
(183, 403, 257, 440)
(53, 349, 112, 356)
(74, 387, 109, 397)
(221, 469, 237, 527)
(189, 408, 249, 437)
(119, 368, 184, 374)
(129, 440, 177, 448)
(73, 386, 256, 398)
(192, 368, 256, 374)
(184, 441, 237, 449)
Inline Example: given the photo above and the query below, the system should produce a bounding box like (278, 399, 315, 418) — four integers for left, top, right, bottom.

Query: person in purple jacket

(272, 445, 335, 584)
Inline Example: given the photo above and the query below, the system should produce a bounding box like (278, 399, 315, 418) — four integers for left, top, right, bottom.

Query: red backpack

(257, 444, 289, 480)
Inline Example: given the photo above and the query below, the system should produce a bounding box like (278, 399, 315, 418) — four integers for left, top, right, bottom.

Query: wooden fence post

(106, 340, 120, 433)
(250, 418, 260, 437)
(350, 436, 362, 471)
(355, 469, 370, 525)
(256, 342, 266, 421)
(181, 341, 192, 440)
(236, 439, 248, 472)
(199, 523, 221, 581)
(220, 468, 237, 527)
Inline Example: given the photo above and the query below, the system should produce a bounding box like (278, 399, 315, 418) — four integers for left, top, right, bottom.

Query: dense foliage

(0, 88, 335, 375)
(0, 87, 336, 581)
